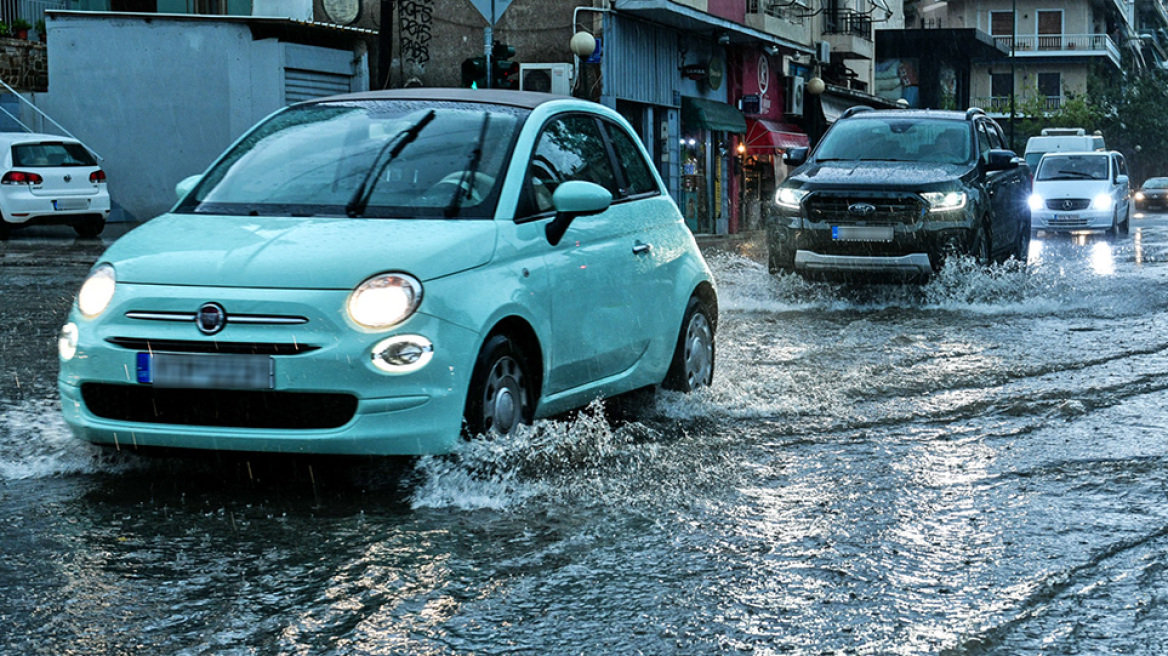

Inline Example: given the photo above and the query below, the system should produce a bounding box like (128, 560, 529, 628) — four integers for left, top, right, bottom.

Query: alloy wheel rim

(684, 312, 713, 388)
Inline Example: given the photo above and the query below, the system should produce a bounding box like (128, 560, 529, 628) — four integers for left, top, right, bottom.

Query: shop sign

(682, 64, 708, 80)
(708, 55, 725, 90)
(739, 94, 761, 115)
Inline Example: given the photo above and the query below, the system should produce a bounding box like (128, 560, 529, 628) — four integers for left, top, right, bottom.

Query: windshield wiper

(444, 112, 491, 219)
(346, 109, 436, 218)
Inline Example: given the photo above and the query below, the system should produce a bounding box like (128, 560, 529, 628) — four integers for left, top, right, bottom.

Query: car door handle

(633, 243, 652, 255)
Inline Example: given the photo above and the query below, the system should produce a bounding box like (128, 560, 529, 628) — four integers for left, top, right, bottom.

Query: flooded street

(5, 217, 1168, 654)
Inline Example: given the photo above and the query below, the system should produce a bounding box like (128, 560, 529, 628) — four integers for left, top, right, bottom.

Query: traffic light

(461, 56, 488, 88)
(490, 42, 519, 89)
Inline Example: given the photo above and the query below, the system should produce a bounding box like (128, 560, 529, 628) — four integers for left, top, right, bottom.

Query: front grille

(1049, 216, 1091, 228)
(81, 383, 357, 429)
(1045, 198, 1090, 211)
(105, 337, 319, 356)
(805, 192, 927, 224)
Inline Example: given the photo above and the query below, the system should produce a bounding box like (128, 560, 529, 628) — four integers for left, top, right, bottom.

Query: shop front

(679, 96, 745, 235)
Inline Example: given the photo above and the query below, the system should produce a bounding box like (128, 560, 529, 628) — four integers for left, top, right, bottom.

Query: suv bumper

(795, 250, 934, 276)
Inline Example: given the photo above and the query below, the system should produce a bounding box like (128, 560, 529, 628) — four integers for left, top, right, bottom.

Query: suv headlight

(77, 264, 116, 318)
(775, 187, 808, 210)
(921, 191, 968, 213)
(1092, 193, 1113, 210)
(1028, 193, 1044, 211)
(347, 273, 423, 329)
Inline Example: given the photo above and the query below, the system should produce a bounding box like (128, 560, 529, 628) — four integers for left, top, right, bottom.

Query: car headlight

(1092, 193, 1113, 210)
(346, 273, 423, 329)
(1028, 193, 1044, 211)
(922, 191, 968, 213)
(1135, 191, 1145, 201)
(77, 264, 116, 318)
(775, 187, 808, 210)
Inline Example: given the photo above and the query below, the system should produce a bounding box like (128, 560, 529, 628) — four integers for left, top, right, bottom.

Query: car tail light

(2, 171, 43, 185)
(90, 170, 106, 183)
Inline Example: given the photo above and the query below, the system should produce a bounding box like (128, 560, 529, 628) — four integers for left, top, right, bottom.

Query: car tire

(463, 334, 535, 439)
(767, 247, 793, 275)
(73, 217, 106, 239)
(0, 218, 10, 241)
(1012, 220, 1031, 264)
(663, 296, 715, 392)
(1120, 207, 1130, 236)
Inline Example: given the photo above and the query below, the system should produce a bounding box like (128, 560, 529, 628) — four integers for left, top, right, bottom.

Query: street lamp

(1010, 0, 1016, 147)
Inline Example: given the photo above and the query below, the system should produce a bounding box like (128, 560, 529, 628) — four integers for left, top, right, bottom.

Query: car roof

(0, 132, 83, 146)
(303, 87, 572, 111)
(844, 109, 978, 122)
(1039, 150, 1113, 158)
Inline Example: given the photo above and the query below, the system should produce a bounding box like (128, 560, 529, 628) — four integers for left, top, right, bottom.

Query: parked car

(0, 133, 109, 239)
(1133, 177, 1168, 214)
(58, 88, 718, 456)
(767, 107, 1032, 280)
(1028, 151, 1130, 236)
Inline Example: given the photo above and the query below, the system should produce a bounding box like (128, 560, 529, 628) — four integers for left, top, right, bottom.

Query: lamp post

(1009, 0, 1016, 148)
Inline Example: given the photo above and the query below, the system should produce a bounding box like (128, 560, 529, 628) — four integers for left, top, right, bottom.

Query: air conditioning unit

(519, 63, 573, 95)
(785, 75, 805, 117)
(815, 40, 831, 63)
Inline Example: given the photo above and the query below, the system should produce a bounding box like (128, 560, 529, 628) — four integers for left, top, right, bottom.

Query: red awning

(744, 119, 809, 151)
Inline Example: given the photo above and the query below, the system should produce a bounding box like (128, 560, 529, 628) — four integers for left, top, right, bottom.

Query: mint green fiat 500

(57, 89, 717, 455)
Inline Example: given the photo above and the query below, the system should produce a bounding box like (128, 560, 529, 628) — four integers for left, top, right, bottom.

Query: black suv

(767, 107, 1031, 279)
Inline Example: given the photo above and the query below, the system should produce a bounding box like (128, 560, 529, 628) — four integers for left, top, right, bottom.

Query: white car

(0, 133, 110, 239)
(1028, 150, 1130, 236)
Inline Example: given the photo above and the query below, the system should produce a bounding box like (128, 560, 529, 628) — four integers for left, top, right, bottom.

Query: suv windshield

(1036, 154, 1108, 181)
(815, 118, 972, 165)
(176, 99, 527, 219)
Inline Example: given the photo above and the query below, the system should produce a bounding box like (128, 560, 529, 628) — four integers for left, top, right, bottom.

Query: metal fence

(0, 0, 72, 26)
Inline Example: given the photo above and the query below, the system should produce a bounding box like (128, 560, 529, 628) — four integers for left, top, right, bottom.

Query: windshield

(176, 100, 526, 219)
(1143, 177, 1168, 189)
(814, 118, 972, 165)
(1035, 154, 1109, 182)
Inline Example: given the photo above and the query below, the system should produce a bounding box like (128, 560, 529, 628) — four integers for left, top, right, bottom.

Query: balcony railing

(0, 0, 71, 26)
(992, 33, 1120, 58)
(823, 9, 873, 40)
(747, 0, 811, 22)
(973, 95, 1064, 113)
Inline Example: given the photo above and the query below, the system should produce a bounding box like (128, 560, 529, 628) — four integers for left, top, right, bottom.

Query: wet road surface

(4, 217, 1168, 654)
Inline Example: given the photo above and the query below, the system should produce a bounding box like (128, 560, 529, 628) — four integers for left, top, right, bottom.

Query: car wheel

(73, 217, 106, 239)
(0, 218, 10, 241)
(463, 334, 534, 438)
(1120, 207, 1131, 235)
(767, 247, 793, 275)
(1013, 220, 1031, 264)
(663, 296, 715, 392)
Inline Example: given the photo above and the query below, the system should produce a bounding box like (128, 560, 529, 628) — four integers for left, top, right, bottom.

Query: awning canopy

(682, 97, 747, 133)
(820, 95, 869, 124)
(744, 119, 809, 150)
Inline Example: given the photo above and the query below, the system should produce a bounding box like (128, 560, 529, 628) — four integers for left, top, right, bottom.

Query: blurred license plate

(53, 198, 87, 211)
(137, 352, 273, 389)
(832, 225, 893, 242)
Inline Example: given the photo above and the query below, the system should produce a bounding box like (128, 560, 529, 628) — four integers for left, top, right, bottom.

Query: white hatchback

(0, 133, 110, 239)
(1028, 150, 1130, 236)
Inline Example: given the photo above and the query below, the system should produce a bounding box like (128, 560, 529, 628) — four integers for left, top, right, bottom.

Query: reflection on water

(1029, 233, 1119, 275)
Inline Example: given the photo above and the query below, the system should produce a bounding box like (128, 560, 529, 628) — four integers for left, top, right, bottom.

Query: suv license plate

(833, 225, 893, 242)
(137, 352, 274, 389)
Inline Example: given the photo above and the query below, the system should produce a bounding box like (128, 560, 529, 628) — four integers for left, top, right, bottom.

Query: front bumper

(58, 282, 479, 455)
(1031, 208, 1113, 232)
(795, 251, 933, 276)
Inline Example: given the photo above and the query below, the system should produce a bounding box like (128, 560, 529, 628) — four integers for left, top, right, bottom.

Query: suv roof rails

(841, 106, 874, 119)
(965, 107, 986, 120)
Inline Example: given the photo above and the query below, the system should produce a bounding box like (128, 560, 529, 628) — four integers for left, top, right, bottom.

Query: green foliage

(11, 18, 31, 31)
(0, 22, 11, 37)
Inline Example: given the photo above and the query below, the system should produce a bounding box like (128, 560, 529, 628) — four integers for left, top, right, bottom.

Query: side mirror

(1117, 174, 1130, 187)
(545, 180, 612, 246)
(175, 174, 201, 200)
(984, 149, 1020, 172)
(783, 147, 808, 167)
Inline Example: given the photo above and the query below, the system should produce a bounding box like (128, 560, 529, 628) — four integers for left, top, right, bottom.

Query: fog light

(58, 322, 78, 361)
(371, 335, 433, 374)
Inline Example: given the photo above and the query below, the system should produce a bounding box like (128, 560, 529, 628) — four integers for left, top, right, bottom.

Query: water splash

(0, 399, 129, 480)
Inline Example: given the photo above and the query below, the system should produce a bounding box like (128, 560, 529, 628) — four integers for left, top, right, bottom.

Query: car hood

(792, 160, 971, 190)
(1033, 180, 1113, 199)
(103, 214, 497, 289)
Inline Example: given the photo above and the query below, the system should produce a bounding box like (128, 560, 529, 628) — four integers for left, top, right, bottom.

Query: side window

(983, 121, 1004, 150)
(1114, 154, 1127, 179)
(975, 122, 992, 163)
(526, 116, 620, 214)
(604, 121, 658, 197)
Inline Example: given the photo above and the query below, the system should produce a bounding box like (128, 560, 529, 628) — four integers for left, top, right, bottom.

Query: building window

(1037, 72, 1061, 109)
(1037, 10, 1063, 50)
(990, 11, 1014, 49)
(990, 72, 1012, 111)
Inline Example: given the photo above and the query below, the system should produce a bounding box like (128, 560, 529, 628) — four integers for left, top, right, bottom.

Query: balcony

(822, 8, 874, 59)
(992, 33, 1122, 68)
(745, 0, 813, 47)
(973, 95, 1064, 117)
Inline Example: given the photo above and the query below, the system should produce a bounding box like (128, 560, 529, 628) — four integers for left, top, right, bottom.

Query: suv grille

(81, 384, 357, 429)
(805, 193, 927, 224)
(1045, 199, 1090, 211)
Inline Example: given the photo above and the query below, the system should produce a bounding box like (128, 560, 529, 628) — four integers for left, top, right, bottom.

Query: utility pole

(379, 0, 395, 89)
(1009, 0, 1016, 148)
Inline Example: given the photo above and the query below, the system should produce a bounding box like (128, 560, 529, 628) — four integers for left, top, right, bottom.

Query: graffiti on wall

(399, 0, 434, 76)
